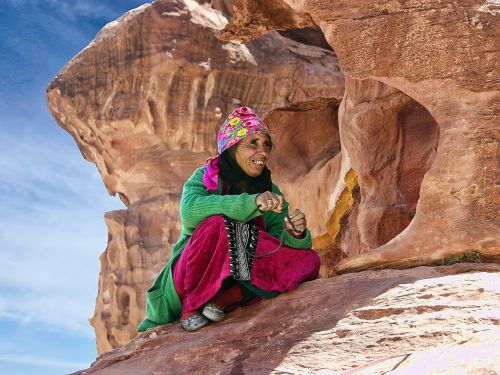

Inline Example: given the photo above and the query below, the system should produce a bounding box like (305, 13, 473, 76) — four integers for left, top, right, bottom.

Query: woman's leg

(173, 215, 234, 315)
(249, 230, 321, 294)
(173, 215, 320, 329)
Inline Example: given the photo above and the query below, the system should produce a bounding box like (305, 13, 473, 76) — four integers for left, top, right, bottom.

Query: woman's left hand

(284, 208, 307, 235)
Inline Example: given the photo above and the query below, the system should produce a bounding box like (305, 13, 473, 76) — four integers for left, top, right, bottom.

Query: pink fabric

(202, 156, 220, 191)
(173, 215, 320, 314)
(217, 106, 270, 154)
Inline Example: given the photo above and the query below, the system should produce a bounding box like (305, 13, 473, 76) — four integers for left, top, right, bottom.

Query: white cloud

(0, 353, 88, 370)
(51, 0, 124, 21)
(0, 124, 124, 337)
(0, 294, 93, 337)
(0, 1, 148, 373)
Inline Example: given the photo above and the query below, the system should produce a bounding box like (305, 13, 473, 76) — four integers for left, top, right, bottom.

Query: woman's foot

(180, 311, 209, 332)
(202, 284, 244, 322)
(202, 302, 225, 322)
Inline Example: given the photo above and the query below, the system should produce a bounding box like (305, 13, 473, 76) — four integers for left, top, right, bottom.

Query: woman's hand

(284, 208, 307, 235)
(256, 191, 284, 212)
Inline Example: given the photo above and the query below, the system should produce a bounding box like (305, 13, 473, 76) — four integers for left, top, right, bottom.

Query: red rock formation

(265, 98, 342, 236)
(339, 77, 439, 256)
(90, 194, 181, 352)
(220, 0, 500, 273)
(47, 0, 500, 358)
(46, 0, 343, 353)
(72, 264, 500, 374)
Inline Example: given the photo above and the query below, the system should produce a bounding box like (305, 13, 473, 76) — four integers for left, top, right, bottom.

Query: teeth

(253, 160, 264, 166)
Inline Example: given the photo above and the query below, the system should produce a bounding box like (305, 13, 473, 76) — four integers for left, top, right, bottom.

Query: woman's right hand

(256, 191, 284, 212)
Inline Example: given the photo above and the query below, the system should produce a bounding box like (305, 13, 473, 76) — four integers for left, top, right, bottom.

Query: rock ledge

(74, 263, 500, 374)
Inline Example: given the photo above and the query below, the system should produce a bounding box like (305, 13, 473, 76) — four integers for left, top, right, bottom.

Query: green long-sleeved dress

(137, 167, 312, 332)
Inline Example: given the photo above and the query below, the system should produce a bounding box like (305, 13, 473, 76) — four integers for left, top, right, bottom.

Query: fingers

(284, 217, 306, 234)
(274, 194, 284, 212)
(284, 208, 307, 234)
(289, 209, 306, 224)
(290, 208, 302, 219)
(256, 191, 283, 212)
(256, 194, 308, 234)
(284, 217, 296, 231)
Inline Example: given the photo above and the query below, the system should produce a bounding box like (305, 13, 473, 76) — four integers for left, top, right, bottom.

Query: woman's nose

(256, 145, 270, 155)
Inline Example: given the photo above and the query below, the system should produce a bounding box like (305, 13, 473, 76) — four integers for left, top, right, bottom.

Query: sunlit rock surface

(72, 264, 500, 374)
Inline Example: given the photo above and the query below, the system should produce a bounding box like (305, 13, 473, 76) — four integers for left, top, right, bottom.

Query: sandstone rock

(338, 77, 439, 256)
(46, 0, 343, 353)
(89, 194, 181, 354)
(47, 0, 342, 207)
(72, 264, 500, 374)
(387, 329, 499, 375)
(265, 98, 342, 237)
(263, 98, 345, 277)
(48, 0, 500, 358)
(221, 0, 500, 273)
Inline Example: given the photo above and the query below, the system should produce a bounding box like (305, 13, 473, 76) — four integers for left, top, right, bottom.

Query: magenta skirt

(173, 215, 320, 313)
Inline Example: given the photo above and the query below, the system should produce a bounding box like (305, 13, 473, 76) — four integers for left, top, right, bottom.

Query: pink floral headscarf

(203, 106, 270, 191)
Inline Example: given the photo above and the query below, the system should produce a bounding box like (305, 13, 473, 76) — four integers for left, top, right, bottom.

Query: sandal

(180, 314, 209, 332)
(202, 302, 225, 322)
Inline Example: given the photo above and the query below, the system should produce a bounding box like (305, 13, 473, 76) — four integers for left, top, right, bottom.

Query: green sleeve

(180, 168, 261, 234)
(262, 183, 313, 249)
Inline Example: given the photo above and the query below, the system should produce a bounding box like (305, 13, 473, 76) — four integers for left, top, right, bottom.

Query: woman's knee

(309, 251, 321, 275)
(198, 214, 226, 227)
(190, 215, 227, 241)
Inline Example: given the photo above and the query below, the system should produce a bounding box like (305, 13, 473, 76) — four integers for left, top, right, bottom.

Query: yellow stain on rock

(313, 168, 358, 250)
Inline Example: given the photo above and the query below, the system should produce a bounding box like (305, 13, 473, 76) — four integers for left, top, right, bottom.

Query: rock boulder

(73, 264, 500, 374)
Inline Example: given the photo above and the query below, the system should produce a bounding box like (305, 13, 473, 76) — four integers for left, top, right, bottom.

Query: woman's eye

(242, 138, 272, 150)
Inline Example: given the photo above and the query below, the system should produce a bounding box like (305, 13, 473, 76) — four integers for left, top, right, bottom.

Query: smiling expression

(234, 133, 273, 177)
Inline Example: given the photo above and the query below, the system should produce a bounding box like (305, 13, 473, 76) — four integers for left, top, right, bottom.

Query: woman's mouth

(252, 160, 265, 167)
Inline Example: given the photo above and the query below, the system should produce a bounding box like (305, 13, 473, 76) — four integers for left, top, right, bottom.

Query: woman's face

(234, 133, 272, 177)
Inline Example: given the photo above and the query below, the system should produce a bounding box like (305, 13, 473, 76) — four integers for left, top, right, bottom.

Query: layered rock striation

(221, 0, 500, 272)
(47, 0, 500, 357)
(47, 0, 343, 353)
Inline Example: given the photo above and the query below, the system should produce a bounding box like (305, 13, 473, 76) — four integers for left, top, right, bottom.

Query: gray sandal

(202, 302, 225, 322)
(180, 314, 209, 332)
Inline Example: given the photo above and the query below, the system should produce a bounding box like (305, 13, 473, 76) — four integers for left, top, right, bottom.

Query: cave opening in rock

(278, 26, 334, 52)
(338, 79, 440, 261)
(264, 27, 440, 276)
(120, 292, 130, 325)
(263, 96, 343, 277)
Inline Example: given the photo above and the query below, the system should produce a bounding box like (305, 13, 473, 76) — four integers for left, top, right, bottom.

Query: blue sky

(0, 1, 148, 374)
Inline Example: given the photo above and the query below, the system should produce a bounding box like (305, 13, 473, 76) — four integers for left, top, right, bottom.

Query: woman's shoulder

(193, 166, 206, 177)
(182, 165, 223, 197)
(183, 165, 214, 193)
(186, 166, 206, 181)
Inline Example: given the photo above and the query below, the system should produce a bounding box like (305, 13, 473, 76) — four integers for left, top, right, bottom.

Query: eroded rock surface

(46, 0, 343, 353)
(221, 0, 500, 272)
(89, 194, 181, 352)
(339, 77, 439, 257)
(47, 0, 500, 357)
(47, 0, 342, 207)
(265, 98, 342, 237)
(73, 264, 500, 374)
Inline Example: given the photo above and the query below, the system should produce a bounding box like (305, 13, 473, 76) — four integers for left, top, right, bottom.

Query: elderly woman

(138, 107, 320, 332)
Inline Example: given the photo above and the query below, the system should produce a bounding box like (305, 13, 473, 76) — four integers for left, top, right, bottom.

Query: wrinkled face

(234, 133, 273, 177)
